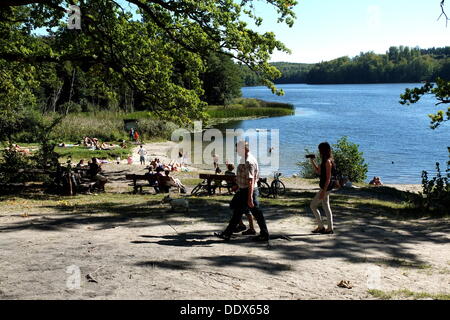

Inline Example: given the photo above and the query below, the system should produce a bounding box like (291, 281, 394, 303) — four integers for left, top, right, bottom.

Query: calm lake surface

(219, 83, 449, 184)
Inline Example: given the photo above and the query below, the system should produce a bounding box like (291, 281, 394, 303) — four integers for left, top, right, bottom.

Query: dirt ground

(0, 143, 449, 300)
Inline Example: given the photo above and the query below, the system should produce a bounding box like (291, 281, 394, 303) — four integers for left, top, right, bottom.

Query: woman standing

(309, 142, 335, 234)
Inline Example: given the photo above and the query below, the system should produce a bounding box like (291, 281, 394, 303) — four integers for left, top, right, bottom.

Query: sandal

(323, 229, 334, 234)
(312, 227, 325, 234)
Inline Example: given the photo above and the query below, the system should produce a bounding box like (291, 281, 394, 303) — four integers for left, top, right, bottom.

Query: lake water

(218, 83, 449, 184)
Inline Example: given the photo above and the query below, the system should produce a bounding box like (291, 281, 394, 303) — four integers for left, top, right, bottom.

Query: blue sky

(251, 0, 449, 63)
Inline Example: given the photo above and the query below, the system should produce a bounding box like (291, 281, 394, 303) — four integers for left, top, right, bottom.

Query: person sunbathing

(100, 142, 111, 150)
(11, 144, 31, 155)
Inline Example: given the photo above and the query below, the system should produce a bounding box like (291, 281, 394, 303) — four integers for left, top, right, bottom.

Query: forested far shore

(240, 46, 450, 85)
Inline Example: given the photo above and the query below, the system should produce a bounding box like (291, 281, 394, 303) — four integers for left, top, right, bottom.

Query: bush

(417, 161, 450, 215)
(136, 119, 179, 141)
(0, 146, 35, 183)
(333, 136, 368, 183)
(297, 148, 320, 178)
(53, 114, 126, 142)
(297, 137, 368, 182)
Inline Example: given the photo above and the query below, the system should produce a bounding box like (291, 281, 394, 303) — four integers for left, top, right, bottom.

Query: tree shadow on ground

(1, 187, 448, 273)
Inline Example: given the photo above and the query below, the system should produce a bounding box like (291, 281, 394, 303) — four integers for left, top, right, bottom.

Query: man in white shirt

(138, 145, 147, 165)
(215, 141, 269, 242)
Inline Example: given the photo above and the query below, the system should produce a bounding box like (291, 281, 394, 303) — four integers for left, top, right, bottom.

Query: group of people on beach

(80, 136, 126, 151)
(58, 137, 127, 151)
(129, 128, 141, 143)
(73, 157, 108, 191)
(136, 145, 189, 172)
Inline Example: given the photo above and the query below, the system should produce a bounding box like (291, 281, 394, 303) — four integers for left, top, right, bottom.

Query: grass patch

(181, 178, 203, 186)
(206, 98, 294, 119)
(368, 289, 450, 300)
(55, 145, 132, 162)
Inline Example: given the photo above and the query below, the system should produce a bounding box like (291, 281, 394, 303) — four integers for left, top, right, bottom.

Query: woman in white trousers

(309, 142, 335, 234)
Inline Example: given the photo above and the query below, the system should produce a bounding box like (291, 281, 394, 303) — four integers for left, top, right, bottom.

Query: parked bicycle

(258, 172, 286, 198)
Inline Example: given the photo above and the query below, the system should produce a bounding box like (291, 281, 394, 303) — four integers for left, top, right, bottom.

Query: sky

(248, 0, 450, 63)
(38, 0, 449, 64)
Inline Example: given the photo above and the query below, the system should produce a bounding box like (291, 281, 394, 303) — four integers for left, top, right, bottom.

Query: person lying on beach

(58, 143, 80, 148)
(9, 144, 31, 155)
(83, 136, 95, 147)
(100, 142, 112, 150)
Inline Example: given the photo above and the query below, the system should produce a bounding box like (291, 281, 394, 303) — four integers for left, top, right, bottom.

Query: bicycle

(270, 172, 286, 198)
(257, 172, 286, 198)
(257, 177, 271, 198)
(191, 179, 211, 196)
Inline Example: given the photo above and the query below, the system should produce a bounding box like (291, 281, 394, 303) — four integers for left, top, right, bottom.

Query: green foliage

(136, 119, 179, 141)
(401, 78, 450, 129)
(1, 0, 297, 124)
(240, 46, 449, 86)
(297, 137, 368, 182)
(0, 146, 35, 183)
(297, 149, 320, 178)
(53, 113, 127, 142)
(305, 47, 441, 84)
(332, 137, 368, 183)
(202, 52, 243, 105)
(417, 160, 450, 215)
(56, 146, 131, 163)
(206, 98, 294, 118)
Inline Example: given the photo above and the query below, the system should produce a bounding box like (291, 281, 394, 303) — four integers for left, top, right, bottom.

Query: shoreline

(130, 140, 422, 193)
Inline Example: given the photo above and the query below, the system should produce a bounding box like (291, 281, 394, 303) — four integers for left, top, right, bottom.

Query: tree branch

(438, 0, 450, 26)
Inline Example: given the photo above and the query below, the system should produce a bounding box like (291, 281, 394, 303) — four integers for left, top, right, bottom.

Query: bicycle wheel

(271, 180, 286, 198)
(191, 184, 205, 196)
(258, 181, 271, 198)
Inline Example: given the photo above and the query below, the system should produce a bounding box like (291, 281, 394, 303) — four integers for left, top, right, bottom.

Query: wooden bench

(199, 173, 236, 195)
(125, 174, 158, 194)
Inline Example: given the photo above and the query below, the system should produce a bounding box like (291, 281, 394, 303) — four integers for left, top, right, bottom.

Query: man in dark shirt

(88, 158, 107, 191)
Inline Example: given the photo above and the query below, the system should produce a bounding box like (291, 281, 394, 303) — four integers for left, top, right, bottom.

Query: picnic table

(125, 173, 180, 194)
(198, 173, 236, 195)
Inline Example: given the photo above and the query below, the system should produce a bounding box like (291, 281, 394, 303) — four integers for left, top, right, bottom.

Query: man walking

(215, 141, 269, 242)
(138, 145, 147, 165)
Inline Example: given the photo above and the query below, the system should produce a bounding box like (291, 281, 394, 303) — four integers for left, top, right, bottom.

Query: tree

(0, 0, 297, 124)
(400, 78, 450, 129)
(202, 52, 243, 106)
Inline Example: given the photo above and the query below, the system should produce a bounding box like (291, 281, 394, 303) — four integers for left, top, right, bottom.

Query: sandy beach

(1, 140, 448, 300)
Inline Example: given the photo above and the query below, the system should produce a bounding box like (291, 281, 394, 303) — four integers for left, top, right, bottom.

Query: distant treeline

(240, 46, 450, 85)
